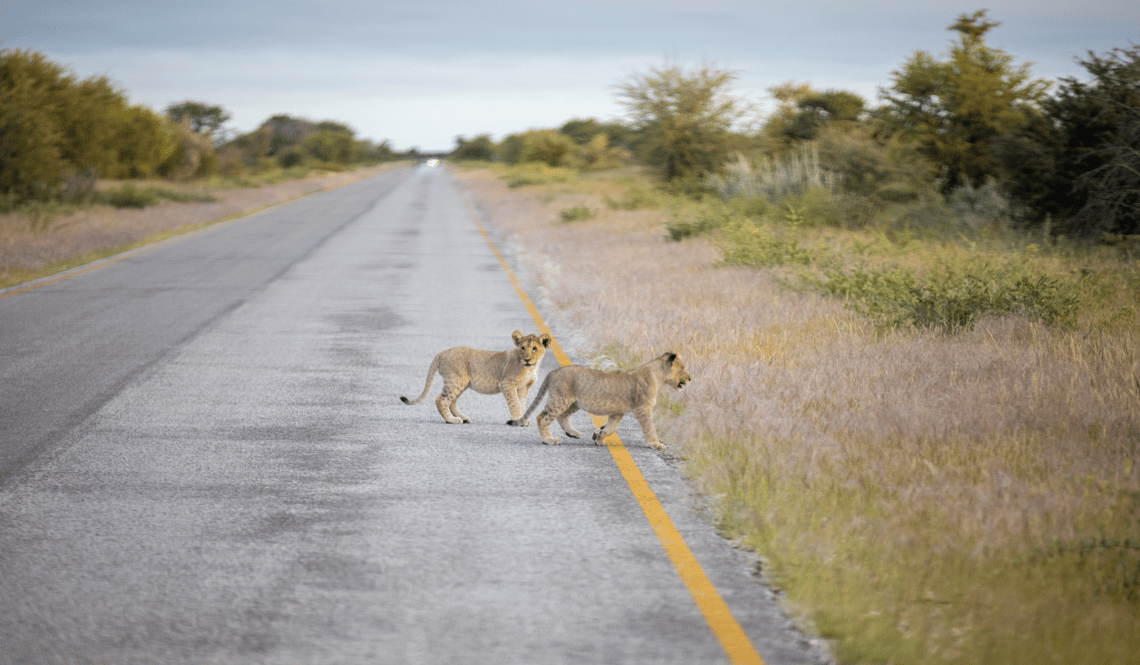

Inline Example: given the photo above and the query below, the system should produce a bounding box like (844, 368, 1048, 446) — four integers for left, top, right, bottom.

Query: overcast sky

(3, 1, 1137, 152)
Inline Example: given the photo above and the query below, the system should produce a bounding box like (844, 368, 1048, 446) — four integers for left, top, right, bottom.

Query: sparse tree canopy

(615, 60, 753, 181)
(783, 89, 866, 140)
(879, 10, 1050, 190)
(164, 101, 231, 138)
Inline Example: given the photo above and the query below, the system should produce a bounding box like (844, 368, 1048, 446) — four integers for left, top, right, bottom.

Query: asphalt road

(0, 165, 828, 664)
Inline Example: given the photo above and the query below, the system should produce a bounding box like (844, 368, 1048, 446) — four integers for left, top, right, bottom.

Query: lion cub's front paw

(541, 437, 561, 445)
(648, 440, 666, 451)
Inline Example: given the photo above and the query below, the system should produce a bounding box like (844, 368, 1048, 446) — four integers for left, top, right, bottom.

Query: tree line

(0, 47, 404, 208)
(454, 11, 1138, 239)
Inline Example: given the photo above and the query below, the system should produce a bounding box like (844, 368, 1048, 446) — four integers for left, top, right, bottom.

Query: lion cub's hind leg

(556, 403, 583, 439)
(435, 381, 470, 424)
(536, 396, 577, 445)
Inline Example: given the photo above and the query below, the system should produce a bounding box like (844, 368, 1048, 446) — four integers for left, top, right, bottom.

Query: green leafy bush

(606, 184, 664, 211)
(95, 184, 216, 209)
(0, 48, 171, 200)
(813, 263, 1081, 331)
(716, 218, 814, 267)
(559, 205, 595, 222)
(503, 164, 576, 188)
(100, 184, 159, 208)
(665, 199, 740, 241)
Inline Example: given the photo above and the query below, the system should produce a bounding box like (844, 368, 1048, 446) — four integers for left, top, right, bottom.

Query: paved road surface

(0, 166, 827, 664)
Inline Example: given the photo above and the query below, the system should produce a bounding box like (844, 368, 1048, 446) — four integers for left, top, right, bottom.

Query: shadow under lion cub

(399, 332, 691, 450)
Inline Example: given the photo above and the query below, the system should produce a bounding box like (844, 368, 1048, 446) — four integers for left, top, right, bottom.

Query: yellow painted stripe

(466, 195, 766, 665)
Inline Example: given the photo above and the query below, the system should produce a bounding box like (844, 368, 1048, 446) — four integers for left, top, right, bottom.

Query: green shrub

(666, 198, 740, 241)
(812, 263, 1082, 331)
(716, 218, 814, 267)
(100, 184, 159, 208)
(559, 205, 595, 222)
(606, 184, 664, 210)
(503, 164, 576, 188)
(95, 184, 216, 209)
(276, 146, 307, 169)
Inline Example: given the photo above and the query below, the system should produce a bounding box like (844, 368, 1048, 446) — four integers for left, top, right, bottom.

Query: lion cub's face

(666, 354, 692, 390)
(512, 330, 553, 367)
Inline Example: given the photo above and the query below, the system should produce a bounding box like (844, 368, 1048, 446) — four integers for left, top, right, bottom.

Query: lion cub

(400, 330, 552, 424)
(508, 352, 691, 450)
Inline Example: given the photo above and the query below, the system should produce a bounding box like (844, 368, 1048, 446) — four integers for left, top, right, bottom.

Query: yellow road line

(466, 196, 765, 665)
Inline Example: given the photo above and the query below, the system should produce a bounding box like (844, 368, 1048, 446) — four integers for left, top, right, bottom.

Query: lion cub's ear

(511, 330, 524, 345)
(540, 333, 552, 348)
(665, 352, 678, 364)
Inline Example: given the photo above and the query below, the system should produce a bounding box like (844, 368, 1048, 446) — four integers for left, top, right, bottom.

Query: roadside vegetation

(0, 47, 417, 289)
(453, 11, 1139, 664)
(5, 9, 1139, 663)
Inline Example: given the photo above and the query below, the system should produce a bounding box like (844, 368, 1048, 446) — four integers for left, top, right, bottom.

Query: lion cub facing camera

(400, 330, 552, 424)
(508, 352, 691, 450)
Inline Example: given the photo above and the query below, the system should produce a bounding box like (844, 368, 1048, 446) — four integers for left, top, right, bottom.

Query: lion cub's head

(512, 330, 553, 367)
(663, 352, 691, 389)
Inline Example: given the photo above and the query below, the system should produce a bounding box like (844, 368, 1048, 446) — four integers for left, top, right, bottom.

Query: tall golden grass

(456, 166, 1140, 664)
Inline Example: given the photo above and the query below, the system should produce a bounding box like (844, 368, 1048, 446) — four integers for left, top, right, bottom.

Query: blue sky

(3, 1, 1137, 151)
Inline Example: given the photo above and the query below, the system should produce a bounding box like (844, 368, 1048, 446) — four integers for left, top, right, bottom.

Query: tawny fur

(401, 330, 552, 424)
(508, 352, 691, 450)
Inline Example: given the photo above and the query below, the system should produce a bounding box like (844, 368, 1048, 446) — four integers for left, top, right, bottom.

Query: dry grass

(0, 164, 399, 289)
(455, 165, 1140, 664)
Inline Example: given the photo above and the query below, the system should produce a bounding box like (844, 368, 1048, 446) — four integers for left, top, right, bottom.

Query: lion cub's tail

(507, 370, 551, 426)
(400, 353, 441, 405)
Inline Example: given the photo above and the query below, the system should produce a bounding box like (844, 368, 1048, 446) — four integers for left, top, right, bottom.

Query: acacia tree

(783, 89, 866, 140)
(879, 10, 1049, 191)
(165, 101, 231, 140)
(615, 61, 753, 182)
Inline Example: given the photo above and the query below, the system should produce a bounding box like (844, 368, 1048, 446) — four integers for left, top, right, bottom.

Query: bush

(94, 184, 216, 209)
(276, 146, 307, 169)
(503, 164, 576, 188)
(665, 198, 741, 241)
(100, 184, 159, 208)
(812, 263, 1081, 331)
(606, 183, 665, 211)
(578, 134, 631, 171)
(558, 205, 595, 222)
(948, 176, 1015, 230)
(716, 218, 815, 267)
(0, 48, 172, 201)
(519, 130, 579, 168)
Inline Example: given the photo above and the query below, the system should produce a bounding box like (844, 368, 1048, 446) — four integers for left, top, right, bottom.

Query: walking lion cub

(401, 330, 552, 424)
(508, 352, 691, 450)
